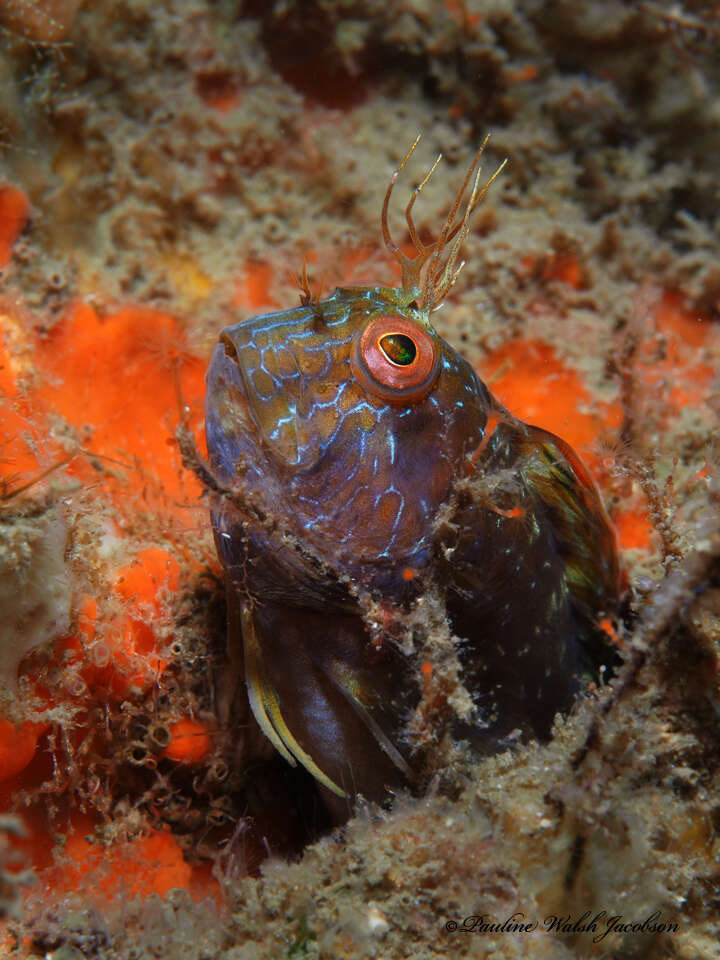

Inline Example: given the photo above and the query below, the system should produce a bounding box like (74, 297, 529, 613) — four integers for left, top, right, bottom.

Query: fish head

(205, 284, 492, 583)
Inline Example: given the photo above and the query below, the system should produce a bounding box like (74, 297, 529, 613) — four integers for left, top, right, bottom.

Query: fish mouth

(207, 331, 349, 611)
(218, 332, 256, 426)
(218, 328, 323, 471)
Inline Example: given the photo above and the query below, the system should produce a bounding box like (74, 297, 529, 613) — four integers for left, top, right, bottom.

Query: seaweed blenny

(204, 139, 619, 820)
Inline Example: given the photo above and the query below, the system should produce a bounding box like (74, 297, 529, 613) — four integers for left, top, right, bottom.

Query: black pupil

(379, 333, 417, 366)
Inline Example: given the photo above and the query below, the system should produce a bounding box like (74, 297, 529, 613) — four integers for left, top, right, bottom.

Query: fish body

(204, 143, 619, 814)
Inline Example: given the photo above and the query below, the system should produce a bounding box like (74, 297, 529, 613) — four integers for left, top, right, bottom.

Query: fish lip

(218, 327, 312, 468)
(220, 330, 238, 359)
(218, 330, 264, 436)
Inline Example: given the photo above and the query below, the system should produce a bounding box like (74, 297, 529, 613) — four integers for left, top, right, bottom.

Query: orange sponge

(0, 719, 45, 783)
(0, 185, 28, 267)
(163, 719, 213, 764)
(58, 827, 192, 900)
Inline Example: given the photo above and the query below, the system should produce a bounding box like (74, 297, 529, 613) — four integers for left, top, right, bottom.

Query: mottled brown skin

(205, 283, 619, 816)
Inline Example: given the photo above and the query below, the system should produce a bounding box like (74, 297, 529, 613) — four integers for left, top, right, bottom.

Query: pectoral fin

(241, 603, 347, 798)
(323, 661, 414, 782)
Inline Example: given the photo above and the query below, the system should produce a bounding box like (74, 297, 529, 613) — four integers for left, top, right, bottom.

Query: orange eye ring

(351, 315, 439, 405)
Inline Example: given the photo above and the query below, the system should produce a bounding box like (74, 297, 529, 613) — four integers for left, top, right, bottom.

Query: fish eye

(351, 314, 439, 404)
(379, 333, 416, 366)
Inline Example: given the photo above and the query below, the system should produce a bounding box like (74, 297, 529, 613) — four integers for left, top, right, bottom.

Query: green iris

(379, 333, 417, 366)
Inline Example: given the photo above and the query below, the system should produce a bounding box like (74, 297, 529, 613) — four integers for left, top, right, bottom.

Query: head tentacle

(381, 134, 507, 313)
